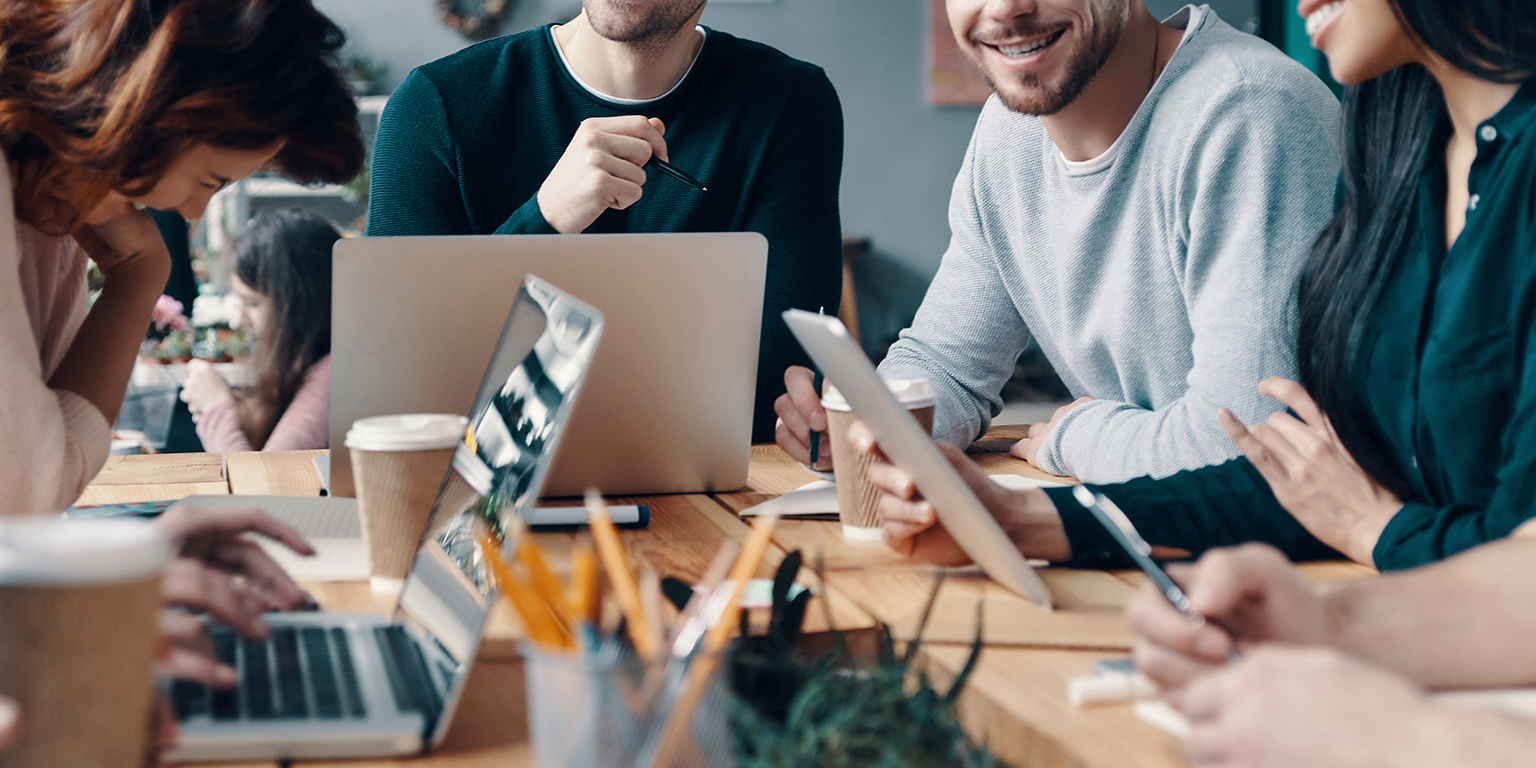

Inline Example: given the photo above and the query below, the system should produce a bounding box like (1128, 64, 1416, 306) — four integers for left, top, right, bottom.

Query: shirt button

(1480, 125, 1498, 142)
(1469, 193, 1481, 211)
(1411, 457, 1420, 469)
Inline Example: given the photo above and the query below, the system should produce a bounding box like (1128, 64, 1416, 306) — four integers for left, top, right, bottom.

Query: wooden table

(83, 437, 1375, 768)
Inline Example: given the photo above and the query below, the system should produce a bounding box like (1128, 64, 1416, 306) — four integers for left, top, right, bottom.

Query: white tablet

(783, 310, 1054, 607)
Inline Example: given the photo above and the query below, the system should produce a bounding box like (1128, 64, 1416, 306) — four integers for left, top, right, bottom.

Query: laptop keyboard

(172, 626, 368, 722)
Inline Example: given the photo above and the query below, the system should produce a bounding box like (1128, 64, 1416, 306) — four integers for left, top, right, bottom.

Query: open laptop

(782, 310, 1055, 608)
(167, 275, 604, 761)
(329, 233, 767, 499)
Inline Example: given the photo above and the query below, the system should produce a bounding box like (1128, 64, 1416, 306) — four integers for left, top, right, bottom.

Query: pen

(1071, 486, 1204, 625)
(808, 306, 825, 468)
(649, 157, 708, 192)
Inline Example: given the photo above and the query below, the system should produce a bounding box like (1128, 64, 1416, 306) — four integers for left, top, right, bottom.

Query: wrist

(1349, 501, 1402, 566)
(1000, 489, 1071, 562)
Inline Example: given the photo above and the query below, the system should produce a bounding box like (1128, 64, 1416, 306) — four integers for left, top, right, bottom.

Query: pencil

(585, 489, 660, 659)
(648, 509, 781, 767)
(649, 157, 708, 192)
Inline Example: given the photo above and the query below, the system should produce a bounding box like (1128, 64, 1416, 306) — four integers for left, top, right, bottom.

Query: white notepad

(180, 495, 369, 581)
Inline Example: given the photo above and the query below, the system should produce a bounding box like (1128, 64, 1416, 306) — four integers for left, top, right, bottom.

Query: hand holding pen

(1121, 538, 1331, 691)
(535, 115, 706, 235)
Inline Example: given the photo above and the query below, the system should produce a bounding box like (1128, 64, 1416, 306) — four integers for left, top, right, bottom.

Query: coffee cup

(345, 414, 467, 592)
(822, 379, 936, 541)
(0, 516, 170, 768)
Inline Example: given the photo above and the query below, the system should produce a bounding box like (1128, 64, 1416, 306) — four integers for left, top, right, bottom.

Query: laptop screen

(390, 276, 604, 743)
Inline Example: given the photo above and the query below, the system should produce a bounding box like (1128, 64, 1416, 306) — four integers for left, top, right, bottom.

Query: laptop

(328, 232, 767, 500)
(781, 310, 1055, 608)
(167, 275, 604, 761)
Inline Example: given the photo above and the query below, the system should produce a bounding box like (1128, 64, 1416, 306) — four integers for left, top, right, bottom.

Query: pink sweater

(196, 355, 331, 452)
(0, 159, 112, 515)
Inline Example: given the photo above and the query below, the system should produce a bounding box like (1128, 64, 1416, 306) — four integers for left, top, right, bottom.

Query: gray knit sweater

(879, 6, 1341, 483)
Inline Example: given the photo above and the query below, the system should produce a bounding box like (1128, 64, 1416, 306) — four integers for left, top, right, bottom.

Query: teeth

(1304, 1, 1343, 36)
(998, 31, 1059, 58)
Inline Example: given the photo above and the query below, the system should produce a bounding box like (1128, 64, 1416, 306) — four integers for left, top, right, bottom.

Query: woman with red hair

(0, 0, 362, 514)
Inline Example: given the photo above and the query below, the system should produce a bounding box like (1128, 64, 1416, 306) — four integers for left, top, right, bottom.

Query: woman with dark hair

(0, 0, 360, 515)
(855, 0, 1536, 573)
(182, 208, 338, 452)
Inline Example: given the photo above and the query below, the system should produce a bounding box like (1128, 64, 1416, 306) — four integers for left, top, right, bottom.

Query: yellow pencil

(478, 527, 573, 651)
(585, 489, 659, 659)
(569, 543, 599, 625)
(516, 536, 576, 632)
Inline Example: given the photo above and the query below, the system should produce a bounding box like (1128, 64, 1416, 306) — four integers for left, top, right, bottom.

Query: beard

(969, 13, 1125, 116)
(582, 0, 707, 46)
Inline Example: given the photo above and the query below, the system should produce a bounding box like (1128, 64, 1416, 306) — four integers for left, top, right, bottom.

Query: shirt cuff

(1042, 485, 1132, 568)
(494, 195, 559, 235)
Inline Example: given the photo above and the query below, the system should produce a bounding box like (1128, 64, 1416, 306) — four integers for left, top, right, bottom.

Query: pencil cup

(345, 413, 467, 592)
(0, 516, 170, 768)
(823, 379, 936, 541)
(523, 644, 735, 768)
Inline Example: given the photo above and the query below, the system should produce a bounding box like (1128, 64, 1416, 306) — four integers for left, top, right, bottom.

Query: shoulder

(699, 28, 839, 110)
(703, 29, 827, 84)
(1161, 13, 1340, 133)
(303, 354, 332, 385)
(416, 26, 546, 79)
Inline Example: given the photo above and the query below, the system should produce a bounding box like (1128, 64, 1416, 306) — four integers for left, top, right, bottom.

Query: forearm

(1039, 396, 1258, 483)
(1323, 536, 1536, 688)
(48, 258, 169, 424)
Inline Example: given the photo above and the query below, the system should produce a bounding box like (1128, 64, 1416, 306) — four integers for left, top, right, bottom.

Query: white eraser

(1068, 672, 1158, 707)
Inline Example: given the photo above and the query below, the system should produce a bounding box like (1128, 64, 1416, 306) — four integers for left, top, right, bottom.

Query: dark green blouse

(367, 26, 845, 442)
(1045, 83, 1536, 571)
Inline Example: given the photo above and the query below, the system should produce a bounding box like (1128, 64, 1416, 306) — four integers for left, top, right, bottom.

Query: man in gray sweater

(775, 1, 1340, 484)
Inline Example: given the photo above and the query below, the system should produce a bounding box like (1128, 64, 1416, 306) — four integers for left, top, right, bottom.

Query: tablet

(783, 310, 1054, 607)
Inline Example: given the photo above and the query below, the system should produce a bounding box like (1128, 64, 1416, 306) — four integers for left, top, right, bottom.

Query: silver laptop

(168, 275, 604, 761)
(329, 232, 767, 499)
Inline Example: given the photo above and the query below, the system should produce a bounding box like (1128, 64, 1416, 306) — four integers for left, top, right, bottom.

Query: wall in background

(318, 0, 1260, 356)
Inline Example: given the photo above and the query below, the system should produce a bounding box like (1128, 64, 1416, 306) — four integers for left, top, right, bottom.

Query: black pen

(808, 307, 825, 468)
(649, 157, 708, 192)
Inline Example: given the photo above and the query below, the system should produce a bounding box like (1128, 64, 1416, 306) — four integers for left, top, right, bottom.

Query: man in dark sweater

(367, 0, 845, 442)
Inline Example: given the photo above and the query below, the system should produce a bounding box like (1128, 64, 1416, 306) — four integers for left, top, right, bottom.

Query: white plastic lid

(345, 414, 468, 452)
(0, 516, 170, 585)
(821, 379, 936, 412)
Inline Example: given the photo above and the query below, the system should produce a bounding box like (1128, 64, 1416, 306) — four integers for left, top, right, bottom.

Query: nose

(175, 187, 219, 221)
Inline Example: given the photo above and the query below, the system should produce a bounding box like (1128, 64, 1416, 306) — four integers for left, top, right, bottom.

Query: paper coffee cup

(345, 414, 467, 592)
(0, 516, 170, 768)
(822, 380, 936, 540)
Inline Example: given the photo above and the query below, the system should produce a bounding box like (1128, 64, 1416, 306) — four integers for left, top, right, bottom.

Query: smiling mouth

(989, 29, 1065, 59)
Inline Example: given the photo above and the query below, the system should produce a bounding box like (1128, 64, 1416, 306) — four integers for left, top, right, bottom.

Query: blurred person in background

(181, 208, 338, 452)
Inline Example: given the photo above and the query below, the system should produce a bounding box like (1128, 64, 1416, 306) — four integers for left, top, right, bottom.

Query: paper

(739, 474, 1069, 517)
(179, 495, 369, 581)
(312, 454, 331, 492)
(1134, 688, 1536, 742)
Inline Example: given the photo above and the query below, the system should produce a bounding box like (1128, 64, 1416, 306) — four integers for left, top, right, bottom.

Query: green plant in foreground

(723, 557, 996, 768)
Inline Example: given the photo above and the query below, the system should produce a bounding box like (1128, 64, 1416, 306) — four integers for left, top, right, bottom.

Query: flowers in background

(148, 295, 190, 339)
(144, 292, 253, 363)
(191, 293, 243, 328)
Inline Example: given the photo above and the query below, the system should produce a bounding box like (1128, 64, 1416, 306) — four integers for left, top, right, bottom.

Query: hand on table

(536, 115, 669, 234)
(774, 365, 831, 470)
(1126, 543, 1327, 690)
(1219, 378, 1402, 565)
(179, 359, 235, 423)
(1172, 646, 1444, 768)
(1009, 397, 1093, 465)
(845, 420, 1071, 563)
